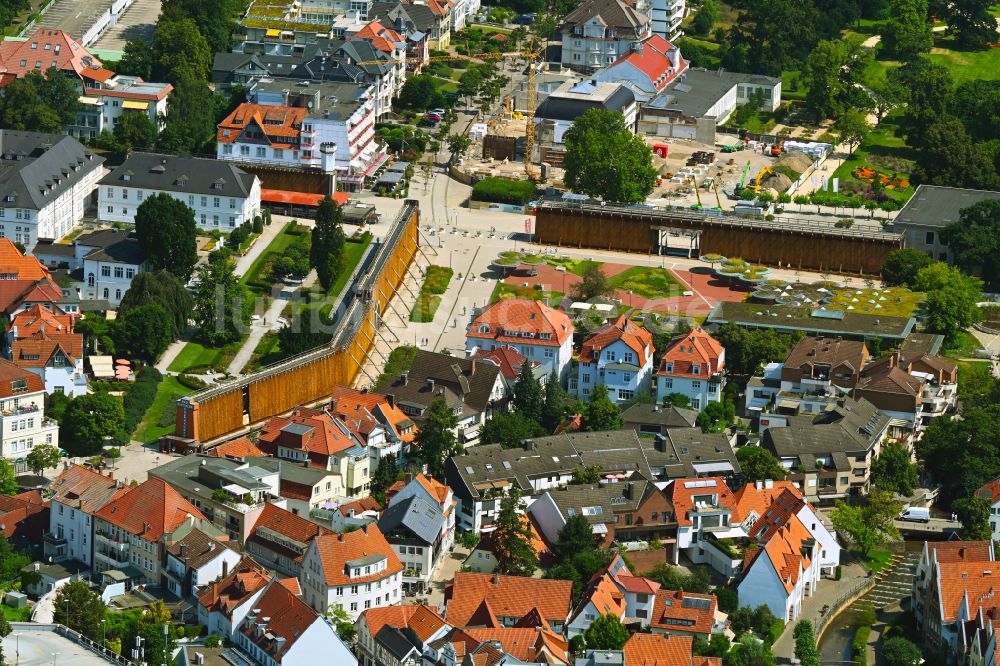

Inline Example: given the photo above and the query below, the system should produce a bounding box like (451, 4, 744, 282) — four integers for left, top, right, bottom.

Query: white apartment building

(560, 0, 653, 72)
(649, 0, 685, 41)
(300, 524, 403, 620)
(98, 153, 262, 233)
(76, 76, 172, 139)
(572, 315, 655, 403)
(654, 328, 726, 410)
(70, 229, 148, 306)
(45, 464, 122, 567)
(0, 359, 59, 461)
(0, 132, 104, 252)
(217, 78, 387, 190)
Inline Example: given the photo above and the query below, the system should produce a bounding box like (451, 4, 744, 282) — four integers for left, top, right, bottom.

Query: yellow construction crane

(354, 47, 543, 179)
(712, 179, 723, 209)
(689, 176, 703, 209)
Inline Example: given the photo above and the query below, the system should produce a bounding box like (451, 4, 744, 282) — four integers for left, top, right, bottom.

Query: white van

(899, 507, 930, 523)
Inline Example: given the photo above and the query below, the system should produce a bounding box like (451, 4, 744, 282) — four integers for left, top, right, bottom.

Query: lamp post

(101, 619, 106, 649)
(14, 632, 18, 666)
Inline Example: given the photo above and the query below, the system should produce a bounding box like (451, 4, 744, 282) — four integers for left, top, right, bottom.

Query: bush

(123, 367, 162, 434)
(472, 177, 537, 205)
(177, 374, 208, 391)
(852, 626, 871, 666)
(835, 565, 843, 580)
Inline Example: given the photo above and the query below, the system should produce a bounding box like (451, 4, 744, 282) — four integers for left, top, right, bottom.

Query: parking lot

(92, 0, 161, 50)
(35, 0, 119, 42)
(2, 630, 117, 666)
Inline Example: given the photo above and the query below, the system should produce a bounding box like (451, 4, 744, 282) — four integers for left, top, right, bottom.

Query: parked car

(424, 111, 443, 122)
(899, 507, 931, 523)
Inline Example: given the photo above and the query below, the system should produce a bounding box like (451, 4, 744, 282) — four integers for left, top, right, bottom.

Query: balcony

(95, 546, 129, 566)
(43, 531, 67, 547)
(0, 403, 41, 418)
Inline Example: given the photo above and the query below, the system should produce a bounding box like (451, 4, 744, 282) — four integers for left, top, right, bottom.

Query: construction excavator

(737, 161, 752, 192)
(746, 166, 774, 193)
(689, 176, 703, 209)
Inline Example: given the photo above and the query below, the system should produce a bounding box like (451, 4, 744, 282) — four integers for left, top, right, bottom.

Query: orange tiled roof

(217, 103, 307, 144)
(624, 632, 695, 666)
(198, 557, 270, 616)
(579, 314, 653, 366)
(361, 604, 447, 642)
(610, 35, 687, 91)
(11, 329, 83, 368)
(467, 299, 574, 347)
(758, 514, 814, 594)
(49, 464, 120, 513)
(474, 346, 538, 379)
(206, 437, 265, 460)
(257, 407, 359, 463)
(0, 357, 45, 398)
(731, 480, 803, 523)
(329, 386, 417, 444)
(336, 496, 383, 517)
(0, 239, 48, 280)
(0, 277, 63, 314)
(248, 504, 329, 564)
(0, 29, 101, 82)
(657, 328, 724, 378)
(649, 589, 717, 635)
(446, 573, 572, 628)
(667, 477, 734, 527)
(312, 523, 402, 586)
(463, 628, 569, 664)
(929, 540, 995, 564)
(0, 489, 46, 539)
(10, 304, 74, 338)
(238, 579, 317, 661)
(578, 572, 627, 618)
(94, 477, 206, 541)
(938, 562, 1000, 622)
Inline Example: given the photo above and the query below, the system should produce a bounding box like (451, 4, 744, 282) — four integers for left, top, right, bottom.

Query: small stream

(818, 548, 920, 662)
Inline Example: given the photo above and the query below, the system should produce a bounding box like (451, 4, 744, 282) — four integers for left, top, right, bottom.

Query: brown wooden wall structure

(237, 164, 336, 195)
(534, 200, 903, 275)
(174, 201, 420, 444)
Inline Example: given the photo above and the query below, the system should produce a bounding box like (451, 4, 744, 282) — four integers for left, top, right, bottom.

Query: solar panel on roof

(682, 597, 712, 610)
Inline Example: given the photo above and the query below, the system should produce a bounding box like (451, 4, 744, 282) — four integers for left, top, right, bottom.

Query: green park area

(134, 375, 191, 444)
(826, 286, 924, 318)
(830, 122, 917, 204)
(411, 265, 455, 322)
(491, 281, 565, 308)
(607, 266, 685, 299)
(242, 221, 311, 294)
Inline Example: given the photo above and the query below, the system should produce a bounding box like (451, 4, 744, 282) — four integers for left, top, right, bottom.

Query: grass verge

(134, 375, 189, 444)
(607, 266, 683, 299)
(411, 265, 454, 322)
(862, 548, 893, 574)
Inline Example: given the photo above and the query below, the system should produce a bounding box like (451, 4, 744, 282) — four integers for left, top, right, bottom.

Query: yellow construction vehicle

(690, 177, 703, 209)
(355, 47, 544, 179)
(713, 179, 723, 209)
(746, 166, 774, 193)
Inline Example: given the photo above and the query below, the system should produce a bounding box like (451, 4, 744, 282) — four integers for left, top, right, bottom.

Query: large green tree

(118, 40, 153, 80)
(834, 109, 871, 155)
(116, 303, 173, 362)
(804, 40, 871, 120)
(911, 116, 1000, 190)
(871, 441, 920, 496)
(0, 459, 17, 496)
(945, 0, 998, 49)
(61, 392, 126, 456)
(918, 408, 1000, 505)
(737, 446, 786, 482)
(25, 444, 62, 476)
(414, 398, 460, 480)
(941, 199, 1000, 289)
(134, 194, 198, 280)
(713, 322, 804, 378)
(311, 197, 348, 292)
(830, 489, 900, 555)
(541, 371, 565, 432)
(0, 67, 80, 132)
(152, 18, 212, 82)
(53, 580, 107, 638)
(162, 0, 242, 54)
(555, 514, 597, 561)
(881, 0, 933, 57)
(370, 455, 399, 506)
(192, 257, 252, 346)
(881, 248, 935, 287)
(157, 69, 216, 154)
(584, 613, 629, 650)
(113, 112, 158, 152)
(491, 488, 538, 575)
(512, 360, 543, 423)
(914, 262, 983, 341)
(571, 265, 614, 301)
(580, 385, 624, 432)
(954, 495, 993, 541)
(481, 412, 545, 449)
(949, 80, 1000, 142)
(119, 270, 193, 338)
(563, 109, 657, 204)
(882, 637, 923, 666)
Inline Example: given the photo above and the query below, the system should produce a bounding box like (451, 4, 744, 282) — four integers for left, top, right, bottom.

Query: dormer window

(122, 174, 131, 182)
(665, 362, 674, 373)
(692, 364, 700, 375)
(478, 324, 490, 333)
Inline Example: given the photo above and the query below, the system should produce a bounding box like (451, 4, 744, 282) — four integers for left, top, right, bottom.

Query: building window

(114, 266, 124, 278)
(101, 266, 111, 277)
(126, 269, 135, 279)
(692, 380, 701, 389)
(240, 146, 250, 156)
(214, 197, 221, 208)
(623, 372, 632, 382)
(618, 389, 634, 401)
(256, 147, 266, 158)
(925, 231, 935, 244)
(663, 378, 672, 389)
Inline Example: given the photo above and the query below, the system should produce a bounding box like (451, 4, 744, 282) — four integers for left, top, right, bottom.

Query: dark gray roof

(622, 403, 698, 428)
(561, 0, 650, 36)
(83, 235, 146, 266)
(0, 131, 104, 212)
(900, 331, 943, 356)
(369, 2, 440, 33)
(211, 52, 267, 84)
(375, 349, 501, 419)
(545, 480, 645, 525)
(646, 69, 781, 119)
(893, 184, 1000, 230)
(375, 625, 421, 660)
(536, 85, 636, 121)
(75, 229, 134, 249)
(32, 240, 75, 258)
(763, 397, 891, 462)
(249, 78, 369, 120)
(378, 495, 444, 545)
(166, 528, 239, 569)
(246, 455, 332, 486)
(707, 301, 915, 341)
(99, 153, 258, 198)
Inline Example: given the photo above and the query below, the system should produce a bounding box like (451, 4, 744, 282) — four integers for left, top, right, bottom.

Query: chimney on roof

(654, 434, 666, 452)
(223, 560, 229, 579)
(633, 40, 643, 54)
(764, 479, 773, 489)
(755, 481, 762, 491)
(401, 372, 409, 386)
(180, 544, 187, 558)
(493, 572, 500, 585)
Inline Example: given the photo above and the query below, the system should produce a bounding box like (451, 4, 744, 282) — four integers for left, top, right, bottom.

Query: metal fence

(10, 623, 139, 666)
(813, 576, 878, 639)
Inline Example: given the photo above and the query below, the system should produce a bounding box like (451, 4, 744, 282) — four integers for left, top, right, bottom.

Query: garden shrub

(123, 367, 162, 434)
(472, 177, 536, 205)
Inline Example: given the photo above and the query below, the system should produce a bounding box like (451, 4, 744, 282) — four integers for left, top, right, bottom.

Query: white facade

(649, 0, 685, 41)
(561, 17, 652, 71)
(97, 179, 262, 233)
(0, 389, 58, 460)
(48, 497, 93, 565)
(572, 339, 654, 404)
(26, 358, 88, 398)
(164, 547, 243, 600)
(465, 337, 574, 385)
(737, 539, 821, 623)
(655, 372, 724, 411)
(80, 254, 145, 306)
(300, 539, 403, 620)
(198, 585, 266, 641)
(0, 162, 101, 252)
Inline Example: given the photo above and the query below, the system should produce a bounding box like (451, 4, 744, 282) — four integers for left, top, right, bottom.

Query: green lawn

(544, 256, 601, 276)
(607, 266, 684, 299)
(246, 331, 283, 372)
(862, 548, 893, 574)
(134, 375, 189, 444)
(491, 281, 564, 307)
(241, 221, 308, 293)
(826, 286, 924, 318)
(167, 341, 228, 373)
(925, 37, 1000, 84)
(328, 236, 373, 300)
(830, 124, 917, 203)
(411, 265, 454, 322)
(943, 330, 985, 359)
(2, 604, 32, 622)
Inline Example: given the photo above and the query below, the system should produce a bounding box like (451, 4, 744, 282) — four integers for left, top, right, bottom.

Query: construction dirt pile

(762, 171, 793, 192)
(776, 150, 814, 176)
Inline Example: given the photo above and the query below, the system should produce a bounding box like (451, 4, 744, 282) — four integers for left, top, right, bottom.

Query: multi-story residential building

(370, 0, 452, 49)
(567, 556, 663, 637)
(649, 588, 721, 640)
(0, 359, 59, 460)
(150, 454, 282, 542)
(45, 464, 122, 566)
(648, 0, 686, 41)
(446, 429, 739, 533)
(300, 523, 403, 619)
(0, 131, 104, 251)
(91, 477, 212, 584)
(234, 577, 358, 665)
(329, 386, 417, 463)
(573, 315, 654, 403)
(163, 528, 242, 601)
(857, 351, 958, 432)
(217, 78, 387, 191)
(593, 35, 687, 104)
(68, 229, 148, 306)
(198, 556, 271, 640)
(10, 326, 86, 396)
(256, 407, 371, 497)
(355, 605, 451, 666)
(98, 153, 262, 233)
(466, 299, 575, 382)
(666, 476, 742, 573)
(912, 541, 995, 650)
(654, 328, 725, 410)
(374, 350, 504, 447)
(0, 29, 172, 139)
(445, 572, 574, 633)
(761, 398, 891, 502)
(378, 478, 452, 593)
(246, 455, 348, 514)
(534, 80, 638, 167)
(976, 478, 1000, 542)
(559, 0, 653, 72)
(738, 514, 821, 623)
(246, 503, 330, 577)
(775, 336, 870, 416)
(892, 185, 1000, 264)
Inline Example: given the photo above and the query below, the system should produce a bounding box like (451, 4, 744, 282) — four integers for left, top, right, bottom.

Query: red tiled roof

(238, 579, 318, 660)
(206, 437, 265, 460)
(248, 504, 329, 565)
(0, 29, 101, 82)
(0, 357, 45, 398)
(0, 489, 46, 540)
(579, 314, 653, 365)
(10, 304, 74, 338)
(474, 346, 538, 379)
(657, 328, 724, 378)
(463, 628, 569, 664)
(446, 573, 572, 628)
(261, 189, 349, 207)
(608, 35, 687, 91)
(49, 464, 120, 513)
(938, 562, 1000, 622)
(361, 604, 447, 642)
(649, 589, 717, 635)
(624, 632, 695, 666)
(756, 515, 814, 594)
(329, 386, 417, 444)
(257, 407, 359, 464)
(929, 540, 995, 564)
(667, 477, 734, 527)
(11, 329, 83, 368)
(198, 557, 270, 616)
(94, 477, 206, 541)
(218, 103, 307, 144)
(336, 496, 383, 517)
(312, 523, 402, 586)
(467, 299, 574, 347)
(0, 239, 49, 280)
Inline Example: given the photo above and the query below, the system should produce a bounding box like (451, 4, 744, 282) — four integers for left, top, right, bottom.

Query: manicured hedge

(472, 177, 536, 205)
(124, 367, 162, 435)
